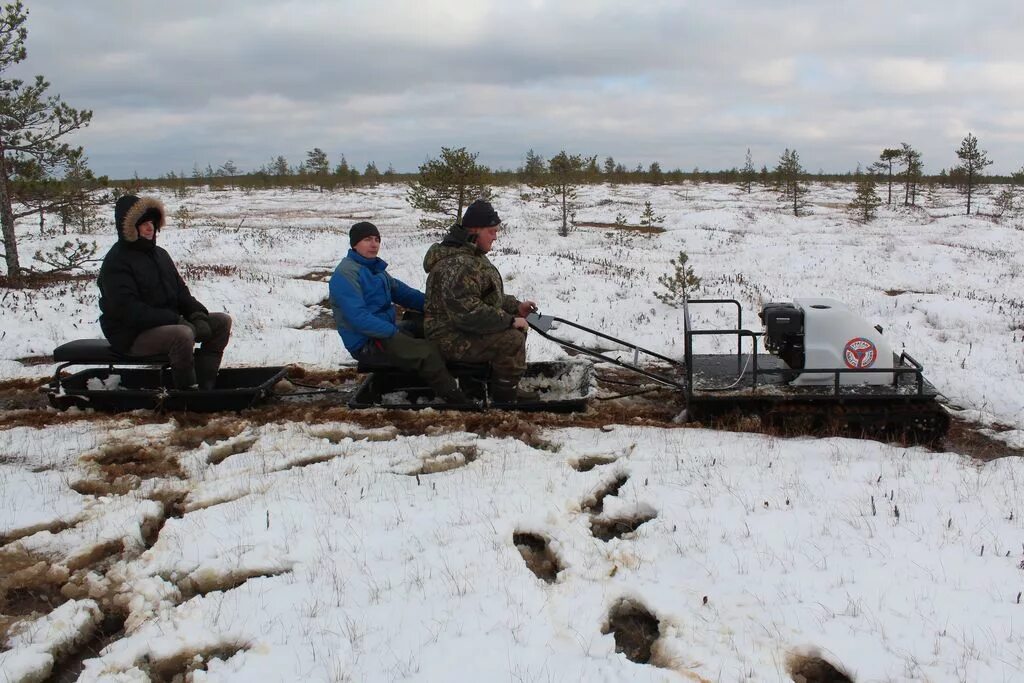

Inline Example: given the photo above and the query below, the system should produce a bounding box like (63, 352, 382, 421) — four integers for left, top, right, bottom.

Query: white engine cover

(791, 298, 894, 386)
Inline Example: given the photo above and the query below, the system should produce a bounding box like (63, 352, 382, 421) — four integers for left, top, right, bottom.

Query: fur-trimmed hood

(114, 195, 166, 242)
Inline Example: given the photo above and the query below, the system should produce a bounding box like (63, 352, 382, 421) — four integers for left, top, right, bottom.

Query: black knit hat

(349, 221, 381, 247)
(460, 200, 501, 228)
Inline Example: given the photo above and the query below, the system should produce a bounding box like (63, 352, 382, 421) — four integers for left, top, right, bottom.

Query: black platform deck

(349, 361, 592, 412)
(51, 366, 288, 413)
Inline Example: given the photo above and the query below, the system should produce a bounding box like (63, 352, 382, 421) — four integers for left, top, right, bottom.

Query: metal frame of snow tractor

(46, 339, 287, 413)
(526, 299, 949, 442)
(681, 298, 949, 441)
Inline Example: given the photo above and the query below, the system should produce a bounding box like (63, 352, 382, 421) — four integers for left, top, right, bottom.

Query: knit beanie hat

(460, 200, 501, 228)
(350, 221, 381, 247)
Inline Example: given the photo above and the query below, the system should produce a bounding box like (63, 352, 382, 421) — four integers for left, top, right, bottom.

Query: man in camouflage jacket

(423, 200, 538, 402)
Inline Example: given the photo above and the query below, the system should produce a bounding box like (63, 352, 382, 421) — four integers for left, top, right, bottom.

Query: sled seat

(53, 339, 170, 366)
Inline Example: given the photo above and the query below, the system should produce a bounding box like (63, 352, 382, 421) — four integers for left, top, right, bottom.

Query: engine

(759, 298, 894, 385)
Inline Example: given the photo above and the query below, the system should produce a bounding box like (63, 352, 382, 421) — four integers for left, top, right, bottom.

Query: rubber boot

(489, 379, 539, 404)
(195, 353, 223, 391)
(172, 367, 198, 391)
(433, 378, 471, 405)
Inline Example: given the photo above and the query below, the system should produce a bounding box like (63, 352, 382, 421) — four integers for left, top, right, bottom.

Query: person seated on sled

(97, 195, 232, 391)
(422, 200, 538, 403)
(329, 221, 470, 404)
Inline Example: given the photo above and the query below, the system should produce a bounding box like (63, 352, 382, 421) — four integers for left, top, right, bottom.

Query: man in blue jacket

(329, 222, 469, 404)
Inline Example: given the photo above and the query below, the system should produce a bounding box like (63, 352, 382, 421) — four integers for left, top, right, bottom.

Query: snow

(2, 182, 1023, 681)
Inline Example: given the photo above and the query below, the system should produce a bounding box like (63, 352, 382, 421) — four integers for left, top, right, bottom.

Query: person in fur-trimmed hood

(97, 195, 232, 390)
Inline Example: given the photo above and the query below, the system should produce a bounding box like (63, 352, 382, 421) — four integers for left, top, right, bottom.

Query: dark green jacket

(422, 226, 520, 343)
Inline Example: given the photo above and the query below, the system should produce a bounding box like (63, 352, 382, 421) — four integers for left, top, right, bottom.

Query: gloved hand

(188, 312, 213, 343)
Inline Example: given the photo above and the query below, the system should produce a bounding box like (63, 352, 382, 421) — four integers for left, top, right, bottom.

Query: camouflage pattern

(422, 236, 525, 382)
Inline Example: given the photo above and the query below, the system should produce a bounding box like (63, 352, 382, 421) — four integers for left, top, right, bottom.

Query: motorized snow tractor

(43, 297, 948, 442)
(527, 297, 949, 441)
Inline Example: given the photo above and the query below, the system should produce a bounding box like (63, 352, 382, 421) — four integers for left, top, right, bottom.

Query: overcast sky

(14, 0, 1024, 178)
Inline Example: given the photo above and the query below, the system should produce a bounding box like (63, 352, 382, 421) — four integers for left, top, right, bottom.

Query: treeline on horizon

(128, 145, 1022, 191)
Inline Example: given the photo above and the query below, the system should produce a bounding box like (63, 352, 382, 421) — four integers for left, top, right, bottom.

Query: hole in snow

(206, 435, 258, 465)
(311, 425, 399, 444)
(590, 510, 658, 542)
(513, 532, 562, 583)
(49, 611, 127, 683)
(571, 455, 617, 472)
(177, 568, 291, 599)
(582, 474, 629, 514)
(602, 598, 661, 665)
(146, 641, 251, 683)
(786, 651, 855, 683)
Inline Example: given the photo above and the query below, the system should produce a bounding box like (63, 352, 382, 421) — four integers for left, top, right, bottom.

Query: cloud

(14, 0, 1024, 176)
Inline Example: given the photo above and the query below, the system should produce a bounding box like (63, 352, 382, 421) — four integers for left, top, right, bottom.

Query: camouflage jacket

(422, 231, 520, 343)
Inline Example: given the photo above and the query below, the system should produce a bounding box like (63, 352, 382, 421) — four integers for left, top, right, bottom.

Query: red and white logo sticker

(844, 337, 877, 369)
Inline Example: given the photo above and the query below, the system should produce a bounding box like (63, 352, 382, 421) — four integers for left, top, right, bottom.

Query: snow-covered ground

(1, 182, 1023, 681)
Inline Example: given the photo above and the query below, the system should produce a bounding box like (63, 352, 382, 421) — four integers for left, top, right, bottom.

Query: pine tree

(363, 161, 381, 187)
(648, 161, 664, 185)
(740, 148, 756, 193)
(305, 148, 329, 176)
(774, 148, 809, 216)
(406, 147, 492, 230)
(602, 156, 616, 176)
(1, 2, 94, 284)
(272, 156, 290, 176)
(656, 251, 701, 307)
(870, 148, 901, 205)
(848, 175, 882, 222)
(533, 151, 590, 237)
(898, 143, 922, 206)
(520, 148, 545, 184)
(955, 133, 993, 215)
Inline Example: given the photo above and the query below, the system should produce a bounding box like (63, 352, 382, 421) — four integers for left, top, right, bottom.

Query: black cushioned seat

(52, 339, 170, 365)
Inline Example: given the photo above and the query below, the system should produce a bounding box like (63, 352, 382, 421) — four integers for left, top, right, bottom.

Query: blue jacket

(329, 249, 425, 355)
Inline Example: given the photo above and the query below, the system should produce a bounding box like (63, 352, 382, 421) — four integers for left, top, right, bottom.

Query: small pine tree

(740, 148, 756, 193)
(533, 151, 590, 237)
(955, 132, 993, 215)
(848, 175, 882, 222)
(406, 146, 492, 230)
(638, 200, 665, 227)
(656, 251, 701, 307)
(774, 148, 809, 216)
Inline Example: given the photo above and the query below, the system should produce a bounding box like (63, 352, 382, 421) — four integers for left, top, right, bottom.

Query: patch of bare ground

(786, 651, 855, 683)
(513, 532, 561, 583)
(295, 269, 333, 282)
(175, 568, 291, 599)
(205, 434, 259, 465)
(590, 510, 658, 542)
(0, 547, 69, 622)
(0, 377, 48, 410)
(571, 455, 618, 472)
(167, 416, 250, 450)
(300, 297, 335, 330)
(87, 441, 186, 481)
(406, 444, 479, 475)
(602, 598, 661, 665)
(940, 416, 1024, 462)
(0, 517, 79, 547)
(576, 221, 665, 234)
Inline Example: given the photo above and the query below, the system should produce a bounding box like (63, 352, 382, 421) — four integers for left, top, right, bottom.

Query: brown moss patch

(577, 221, 666, 234)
